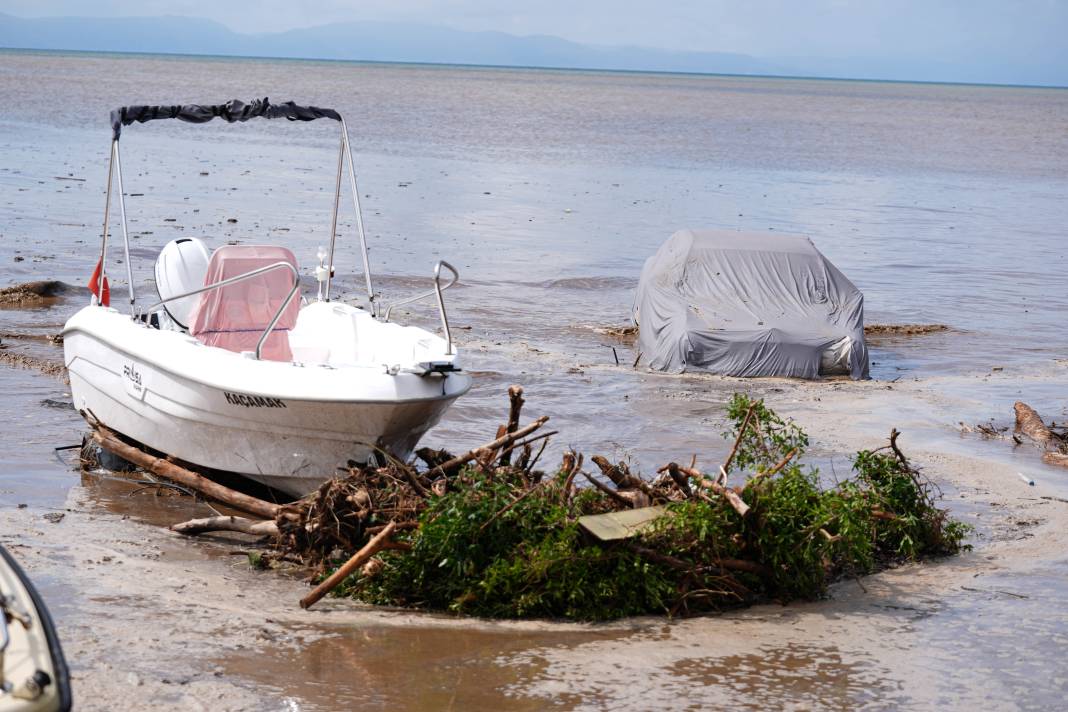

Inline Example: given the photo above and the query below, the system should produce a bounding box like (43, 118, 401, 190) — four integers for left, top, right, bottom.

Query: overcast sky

(2, 1, 1066, 73)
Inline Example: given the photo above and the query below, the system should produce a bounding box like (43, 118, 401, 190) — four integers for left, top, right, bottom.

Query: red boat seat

(187, 245, 300, 362)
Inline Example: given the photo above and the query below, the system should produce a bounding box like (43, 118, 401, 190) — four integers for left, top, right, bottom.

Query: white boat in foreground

(63, 99, 471, 496)
(1, 545, 71, 712)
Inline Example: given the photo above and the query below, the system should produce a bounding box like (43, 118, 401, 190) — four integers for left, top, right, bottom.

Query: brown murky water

(1, 50, 1067, 709)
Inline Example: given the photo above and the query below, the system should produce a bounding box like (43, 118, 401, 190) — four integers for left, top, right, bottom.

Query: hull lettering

(225, 391, 287, 408)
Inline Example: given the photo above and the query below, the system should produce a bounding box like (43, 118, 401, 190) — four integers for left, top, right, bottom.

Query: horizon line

(1, 46, 1066, 92)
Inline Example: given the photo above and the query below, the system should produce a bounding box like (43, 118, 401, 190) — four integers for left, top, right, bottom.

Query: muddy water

(1, 50, 1067, 709)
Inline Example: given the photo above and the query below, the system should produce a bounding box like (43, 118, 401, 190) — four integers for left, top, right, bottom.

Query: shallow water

(1, 50, 1067, 709)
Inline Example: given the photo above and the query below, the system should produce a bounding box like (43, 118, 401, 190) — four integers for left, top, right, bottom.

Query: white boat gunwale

(62, 311, 470, 406)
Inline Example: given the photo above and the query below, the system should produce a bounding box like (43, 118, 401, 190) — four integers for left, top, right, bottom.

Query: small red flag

(89, 258, 110, 307)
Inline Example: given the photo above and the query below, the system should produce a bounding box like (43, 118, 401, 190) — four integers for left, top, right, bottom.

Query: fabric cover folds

(188, 245, 300, 362)
(633, 229, 869, 379)
(110, 98, 341, 140)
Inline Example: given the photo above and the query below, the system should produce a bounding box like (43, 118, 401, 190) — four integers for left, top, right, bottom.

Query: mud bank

(0, 280, 79, 308)
(0, 348, 67, 380)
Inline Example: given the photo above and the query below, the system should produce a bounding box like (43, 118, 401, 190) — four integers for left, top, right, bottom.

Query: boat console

(154, 237, 210, 330)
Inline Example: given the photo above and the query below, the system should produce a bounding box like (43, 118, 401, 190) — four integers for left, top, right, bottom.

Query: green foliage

(743, 465, 832, 599)
(356, 470, 672, 619)
(344, 393, 970, 620)
(724, 393, 809, 473)
(476, 524, 675, 619)
(851, 448, 972, 560)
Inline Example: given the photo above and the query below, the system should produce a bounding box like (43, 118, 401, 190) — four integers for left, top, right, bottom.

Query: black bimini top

(109, 98, 341, 140)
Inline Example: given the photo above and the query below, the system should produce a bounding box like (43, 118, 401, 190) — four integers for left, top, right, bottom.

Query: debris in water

(976, 422, 1007, 437)
(964, 402, 1068, 470)
(1015, 401, 1058, 448)
(90, 389, 972, 620)
(864, 323, 950, 338)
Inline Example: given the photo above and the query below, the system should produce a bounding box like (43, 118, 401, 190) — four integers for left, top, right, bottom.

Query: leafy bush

(343, 394, 970, 620)
(357, 470, 674, 619)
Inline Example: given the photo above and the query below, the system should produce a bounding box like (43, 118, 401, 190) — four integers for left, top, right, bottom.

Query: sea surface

(1, 49, 1067, 710)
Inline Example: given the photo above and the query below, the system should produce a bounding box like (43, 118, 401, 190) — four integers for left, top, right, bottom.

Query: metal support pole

(324, 123, 345, 302)
(113, 141, 135, 308)
(96, 140, 116, 306)
(340, 117, 376, 315)
(433, 261, 457, 355)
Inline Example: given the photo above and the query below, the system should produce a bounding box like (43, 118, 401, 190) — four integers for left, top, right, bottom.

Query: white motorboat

(0, 545, 71, 712)
(63, 99, 471, 496)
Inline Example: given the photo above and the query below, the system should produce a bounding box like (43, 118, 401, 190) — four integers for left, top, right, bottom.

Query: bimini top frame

(97, 98, 376, 314)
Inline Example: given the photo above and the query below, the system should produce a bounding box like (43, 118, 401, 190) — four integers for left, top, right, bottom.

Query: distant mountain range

(0, 13, 782, 76)
(0, 12, 1064, 86)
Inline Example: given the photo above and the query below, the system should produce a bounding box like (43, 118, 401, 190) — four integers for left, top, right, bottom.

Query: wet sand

(2, 334, 1067, 709)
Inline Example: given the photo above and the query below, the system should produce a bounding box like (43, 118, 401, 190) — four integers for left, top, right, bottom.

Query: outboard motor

(154, 238, 211, 330)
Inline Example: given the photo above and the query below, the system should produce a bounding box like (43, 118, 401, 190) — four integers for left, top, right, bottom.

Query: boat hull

(0, 545, 71, 712)
(63, 307, 470, 496)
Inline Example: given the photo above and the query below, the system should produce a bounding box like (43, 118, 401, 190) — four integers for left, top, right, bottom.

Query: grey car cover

(633, 229, 869, 379)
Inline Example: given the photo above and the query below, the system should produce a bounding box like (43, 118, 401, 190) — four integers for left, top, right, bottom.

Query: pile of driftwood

(86, 387, 965, 616)
(86, 385, 783, 609)
(87, 387, 564, 607)
(1014, 401, 1068, 468)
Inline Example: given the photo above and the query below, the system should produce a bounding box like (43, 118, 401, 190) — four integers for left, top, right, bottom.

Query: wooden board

(578, 505, 669, 541)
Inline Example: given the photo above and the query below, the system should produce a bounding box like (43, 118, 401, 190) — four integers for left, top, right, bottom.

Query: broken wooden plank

(579, 505, 669, 541)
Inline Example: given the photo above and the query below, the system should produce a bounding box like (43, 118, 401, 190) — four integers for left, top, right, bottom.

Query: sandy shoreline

(3, 367, 1066, 710)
